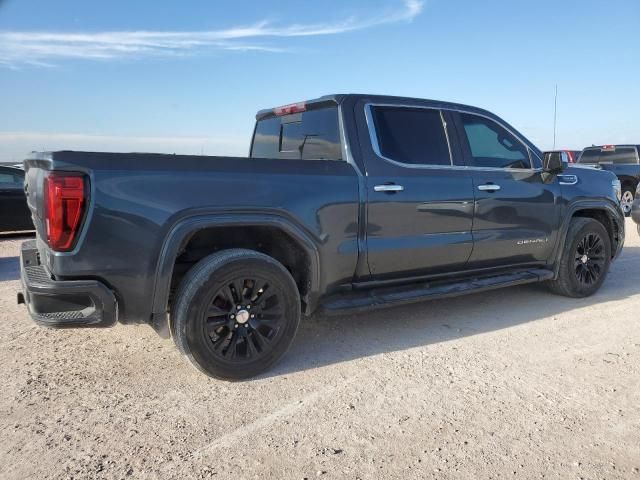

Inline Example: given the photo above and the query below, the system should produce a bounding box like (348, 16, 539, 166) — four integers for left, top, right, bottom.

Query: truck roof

(255, 93, 499, 121)
(583, 144, 640, 150)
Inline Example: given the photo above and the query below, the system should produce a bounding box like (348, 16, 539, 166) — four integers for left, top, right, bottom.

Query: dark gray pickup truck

(19, 94, 625, 379)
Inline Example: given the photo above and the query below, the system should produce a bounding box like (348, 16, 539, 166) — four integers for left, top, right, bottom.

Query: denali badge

(517, 238, 548, 245)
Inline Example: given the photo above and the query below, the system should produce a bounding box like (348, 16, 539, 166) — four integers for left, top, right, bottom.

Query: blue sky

(1, 0, 638, 161)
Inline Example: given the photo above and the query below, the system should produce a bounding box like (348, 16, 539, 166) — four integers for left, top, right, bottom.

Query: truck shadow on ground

(267, 245, 640, 379)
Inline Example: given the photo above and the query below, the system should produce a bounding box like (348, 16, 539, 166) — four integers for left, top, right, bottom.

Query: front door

(357, 103, 475, 280)
(453, 111, 561, 268)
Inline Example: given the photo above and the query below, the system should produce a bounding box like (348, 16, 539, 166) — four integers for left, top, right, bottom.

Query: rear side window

(370, 106, 451, 166)
(251, 107, 342, 160)
(578, 149, 599, 163)
(460, 113, 530, 169)
(579, 147, 637, 164)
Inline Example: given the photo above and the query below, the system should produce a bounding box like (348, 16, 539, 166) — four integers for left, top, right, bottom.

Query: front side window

(460, 113, 530, 169)
(370, 106, 451, 166)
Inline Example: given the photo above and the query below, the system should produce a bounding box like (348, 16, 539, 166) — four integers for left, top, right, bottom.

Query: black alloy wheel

(203, 277, 285, 362)
(172, 249, 301, 380)
(547, 217, 611, 298)
(573, 232, 606, 287)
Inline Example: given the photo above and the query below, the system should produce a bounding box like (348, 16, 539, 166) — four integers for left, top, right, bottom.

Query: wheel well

(168, 226, 313, 313)
(619, 177, 637, 191)
(572, 209, 620, 255)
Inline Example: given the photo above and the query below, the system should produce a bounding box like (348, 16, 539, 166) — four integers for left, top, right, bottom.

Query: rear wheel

(547, 218, 611, 298)
(621, 188, 634, 216)
(172, 249, 301, 380)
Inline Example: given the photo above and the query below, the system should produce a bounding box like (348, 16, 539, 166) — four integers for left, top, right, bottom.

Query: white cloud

(0, 1, 424, 68)
(0, 131, 249, 162)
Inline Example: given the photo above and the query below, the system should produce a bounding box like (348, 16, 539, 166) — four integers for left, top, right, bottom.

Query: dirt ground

(0, 221, 639, 480)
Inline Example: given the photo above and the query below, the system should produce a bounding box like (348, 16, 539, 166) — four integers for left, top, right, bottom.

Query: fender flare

(150, 212, 321, 336)
(551, 199, 624, 276)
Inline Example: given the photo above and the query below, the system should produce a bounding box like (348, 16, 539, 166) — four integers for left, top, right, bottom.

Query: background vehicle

(18, 94, 625, 379)
(553, 149, 582, 163)
(578, 144, 640, 215)
(546, 150, 582, 165)
(631, 183, 640, 236)
(0, 165, 33, 233)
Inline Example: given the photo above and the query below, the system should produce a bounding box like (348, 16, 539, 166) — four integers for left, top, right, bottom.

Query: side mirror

(543, 151, 567, 174)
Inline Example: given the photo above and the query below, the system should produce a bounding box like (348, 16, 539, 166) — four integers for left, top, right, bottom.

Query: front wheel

(547, 218, 611, 298)
(172, 249, 301, 380)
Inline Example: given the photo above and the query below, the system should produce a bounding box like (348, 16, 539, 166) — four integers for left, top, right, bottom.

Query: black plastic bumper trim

(19, 240, 118, 328)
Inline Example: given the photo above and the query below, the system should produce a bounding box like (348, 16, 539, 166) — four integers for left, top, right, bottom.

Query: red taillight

(44, 173, 87, 251)
(273, 102, 306, 116)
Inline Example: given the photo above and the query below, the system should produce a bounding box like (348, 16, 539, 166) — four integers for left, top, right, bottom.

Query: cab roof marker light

(274, 102, 306, 116)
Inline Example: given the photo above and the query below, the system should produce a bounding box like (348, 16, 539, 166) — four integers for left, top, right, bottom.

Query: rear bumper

(19, 240, 117, 328)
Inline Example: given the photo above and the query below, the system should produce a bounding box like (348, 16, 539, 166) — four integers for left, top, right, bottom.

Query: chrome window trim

(364, 102, 542, 173)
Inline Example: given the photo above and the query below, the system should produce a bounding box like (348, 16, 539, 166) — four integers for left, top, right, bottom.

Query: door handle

(477, 184, 501, 192)
(374, 184, 404, 193)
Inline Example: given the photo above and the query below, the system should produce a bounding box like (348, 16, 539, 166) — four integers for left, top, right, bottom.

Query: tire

(547, 217, 611, 298)
(172, 249, 301, 380)
(621, 187, 634, 217)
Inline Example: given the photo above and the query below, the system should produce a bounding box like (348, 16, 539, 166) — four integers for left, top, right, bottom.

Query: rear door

(355, 102, 475, 280)
(452, 111, 561, 269)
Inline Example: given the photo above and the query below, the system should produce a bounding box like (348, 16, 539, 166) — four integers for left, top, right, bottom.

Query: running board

(321, 268, 554, 315)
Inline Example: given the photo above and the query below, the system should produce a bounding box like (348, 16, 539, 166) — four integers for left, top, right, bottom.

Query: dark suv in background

(0, 165, 33, 233)
(578, 145, 640, 215)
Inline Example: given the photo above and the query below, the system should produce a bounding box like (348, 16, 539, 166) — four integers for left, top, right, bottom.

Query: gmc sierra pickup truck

(18, 94, 625, 379)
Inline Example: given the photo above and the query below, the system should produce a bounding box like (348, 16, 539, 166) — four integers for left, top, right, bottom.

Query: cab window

(370, 106, 451, 166)
(251, 107, 342, 161)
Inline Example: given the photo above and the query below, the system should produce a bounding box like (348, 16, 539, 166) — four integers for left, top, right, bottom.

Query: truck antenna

(552, 84, 558, 150)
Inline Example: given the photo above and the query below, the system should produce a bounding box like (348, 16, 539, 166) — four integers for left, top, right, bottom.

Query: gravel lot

(1, 221, 639, 480)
